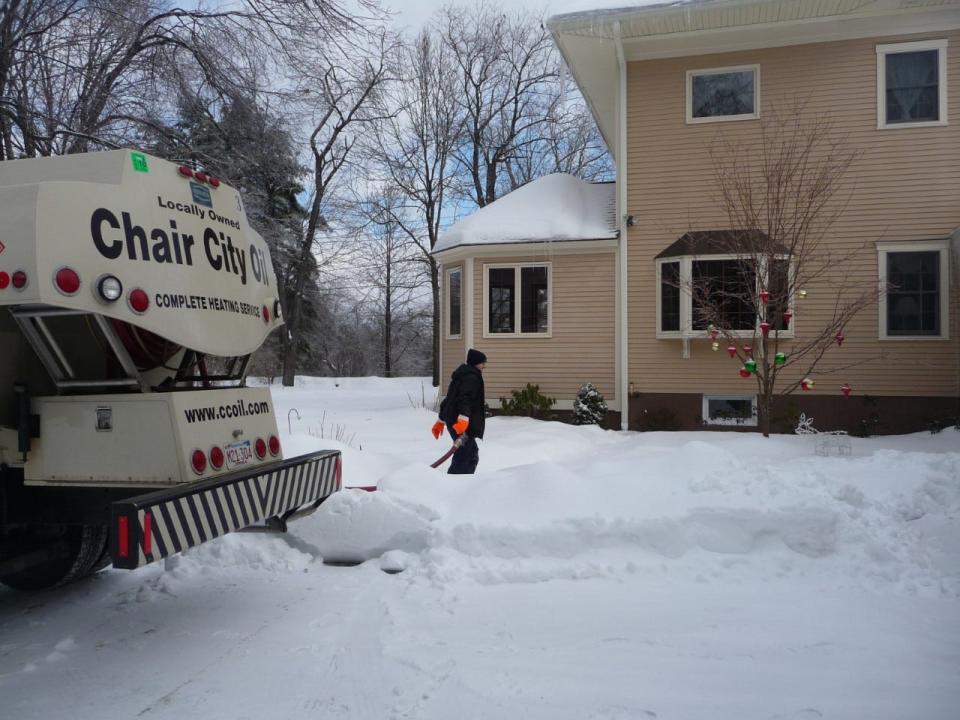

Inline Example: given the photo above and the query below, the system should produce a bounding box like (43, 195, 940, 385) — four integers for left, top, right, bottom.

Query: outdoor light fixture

(96, 274, 123, 302)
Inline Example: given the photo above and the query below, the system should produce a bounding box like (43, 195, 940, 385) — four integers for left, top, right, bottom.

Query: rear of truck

(0, 150, 340, 589)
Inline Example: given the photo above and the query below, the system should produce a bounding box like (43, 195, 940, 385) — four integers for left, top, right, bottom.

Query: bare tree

(439, 1, 558, 207)
(364, 28, 461, 384)
(686, 108, 875, 437)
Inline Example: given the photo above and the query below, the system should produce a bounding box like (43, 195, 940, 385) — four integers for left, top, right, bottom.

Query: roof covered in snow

(434, 174, 617, 254)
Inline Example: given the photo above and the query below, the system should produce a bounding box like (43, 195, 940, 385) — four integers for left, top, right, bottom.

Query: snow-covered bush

(573, 383, 607, 425)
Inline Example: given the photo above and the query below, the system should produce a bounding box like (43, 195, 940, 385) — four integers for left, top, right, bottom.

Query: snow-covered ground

(1, 376, 958, 719)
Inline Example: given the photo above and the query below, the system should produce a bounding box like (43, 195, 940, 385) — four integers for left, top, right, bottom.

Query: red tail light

(208, 176, 221, 188)
(178, 165, 194, 178)
(335, 456, 342, 489)
(191, 449, 207, 474)
(255, 438, 267, 459)
(194, 171, 209, 183)
(128, 288, 149, 313)
(54, 267, 81, 295)
(12, 270, 27, 289)
(209, 446, 224, 469)
(0, 272, 8, 289)
(143, 511, 153, 556)
(268, 435, 280, 456)
(261, 305, 270, 323)
(117, 515, 129, 559)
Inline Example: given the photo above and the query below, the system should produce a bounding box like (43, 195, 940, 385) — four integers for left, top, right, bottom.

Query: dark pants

(447, 428, 479, 474)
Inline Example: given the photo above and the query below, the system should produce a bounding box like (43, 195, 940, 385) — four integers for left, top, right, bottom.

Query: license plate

(225, 440, 253, 469)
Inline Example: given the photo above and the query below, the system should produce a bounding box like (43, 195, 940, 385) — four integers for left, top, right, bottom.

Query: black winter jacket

(440, 363, 485, 439)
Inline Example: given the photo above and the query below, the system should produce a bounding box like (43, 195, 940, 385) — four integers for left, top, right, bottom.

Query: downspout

(465, 256, 475, 356)
(614, 23, 629, 431)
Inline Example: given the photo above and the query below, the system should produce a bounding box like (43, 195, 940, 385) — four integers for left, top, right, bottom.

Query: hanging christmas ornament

(760, 321, 771, 337)
(841, 383, 851, 398)
(774, 352, 786, 366)
(727, 345, 737, 358)
(835, 331, 845, 346)
(745, 358, 757, 373)
(739, 367, 751, 378)
(783, 310, 793, 326)
(711, 341, 719, 352)
(743, 345, 752, 356)
(710, 328, 719, 340)
(799, 289, 807, 299)
(801, 377, 814, 391)
(759, 289, 770, 304)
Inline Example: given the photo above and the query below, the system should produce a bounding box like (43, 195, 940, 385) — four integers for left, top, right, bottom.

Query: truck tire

(0, 524, 109, 591)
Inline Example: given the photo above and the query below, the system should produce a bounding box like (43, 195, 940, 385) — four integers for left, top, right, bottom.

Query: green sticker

(131, 152, 149, 173)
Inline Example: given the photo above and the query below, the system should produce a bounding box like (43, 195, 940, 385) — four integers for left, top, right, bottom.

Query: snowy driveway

(2, 377, 958, 719)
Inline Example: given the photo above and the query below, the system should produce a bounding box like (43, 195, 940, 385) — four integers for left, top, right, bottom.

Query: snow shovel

(430, 435, 465, 469)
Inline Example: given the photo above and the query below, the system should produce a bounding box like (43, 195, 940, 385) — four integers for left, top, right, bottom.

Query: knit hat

(466, 348, 487, 366)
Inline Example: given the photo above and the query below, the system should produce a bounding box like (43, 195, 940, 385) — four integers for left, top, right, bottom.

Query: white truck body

(0, 151, 340, 585)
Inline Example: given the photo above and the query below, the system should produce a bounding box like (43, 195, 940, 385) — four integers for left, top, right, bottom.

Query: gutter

(614, 22, 630, 431)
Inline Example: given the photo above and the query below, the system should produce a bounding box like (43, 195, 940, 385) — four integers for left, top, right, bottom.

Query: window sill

(686, 113, 759, 125)
(483, 332, 553, 339)
(879, 334, 950, 341)
(877, 119, 948, 130)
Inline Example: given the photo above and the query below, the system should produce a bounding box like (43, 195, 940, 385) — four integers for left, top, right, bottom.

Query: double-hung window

(878, 241, 950, 339)
(484, 263, 550, 337)
(877, 40, 947, 128)
(446, 267, 462, 338)
(686, 65, 760, 123)
(657, 255, 792, 337)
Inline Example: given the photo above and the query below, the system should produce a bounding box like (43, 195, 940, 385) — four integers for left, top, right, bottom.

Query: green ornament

(774, 352, 786, 366)
(745, 358, 757, 373)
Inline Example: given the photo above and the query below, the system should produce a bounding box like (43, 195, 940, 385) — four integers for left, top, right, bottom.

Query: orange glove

(452, 415, 469, 436)
(431, 420, 445, 439)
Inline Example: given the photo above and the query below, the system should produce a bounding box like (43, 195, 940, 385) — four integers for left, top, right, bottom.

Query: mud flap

(110, 450, 341, 569)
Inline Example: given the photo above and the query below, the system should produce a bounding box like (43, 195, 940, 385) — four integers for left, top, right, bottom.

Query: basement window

(703, 395, 758, 426)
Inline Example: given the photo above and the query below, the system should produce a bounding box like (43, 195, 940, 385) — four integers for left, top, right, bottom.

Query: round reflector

(178, 165, 194, 178)
(96, 274, 123, 302)
(255, 438, 267, 459)
(208, 176, 221, 188)
(128, 288, 149, 313)
(210, 446, 225, 469)
(194, 171, 208, 183)
(262, 305, 270, 323)
(0, 272, 9, 289)
(12, 270, 27, 289)
(54, 267, 81, 295)
(191, 449, 207, 474)
(268, 435, 280, 456)
(273, 300, 282, 321)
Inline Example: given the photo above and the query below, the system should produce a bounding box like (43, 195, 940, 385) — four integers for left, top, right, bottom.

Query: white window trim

(686, 64, 760, 125)
(702, 394, 758, 427)
(877, 240, 950, 341)
(482, 262, 552, 339)
(876, 39, 948, 130)
(445, 267, 463, 340)
(656, 255, 795, 340)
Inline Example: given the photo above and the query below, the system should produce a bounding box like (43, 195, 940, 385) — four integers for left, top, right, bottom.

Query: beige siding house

(439, 0, 960, 433)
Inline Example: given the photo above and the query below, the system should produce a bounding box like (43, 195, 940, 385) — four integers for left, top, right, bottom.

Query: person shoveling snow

(432, 348, 487, 473)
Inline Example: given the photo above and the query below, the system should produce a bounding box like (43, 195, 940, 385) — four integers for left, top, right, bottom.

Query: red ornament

(801, 377, 814, 391)
(841, 383, 851, 398)
(727, 345, 737, 358)
(835, 331, 845, 346)
(760, 321, 771, 337)
(760, 289, 770, 304)
(739, 368, 751, 378)
(743, 345, 752, 356)
(710, 328, 719, 340)
(783, 310, 793, 326)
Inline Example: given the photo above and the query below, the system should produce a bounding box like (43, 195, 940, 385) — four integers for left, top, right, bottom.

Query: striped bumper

(110, 450, 341, 569)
